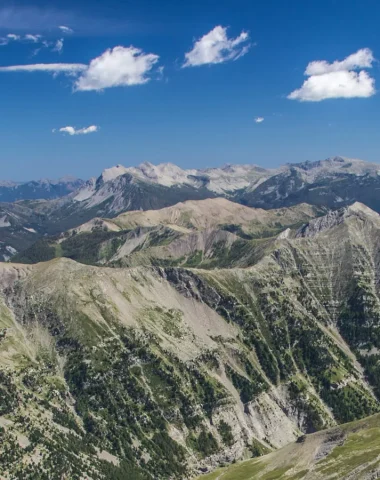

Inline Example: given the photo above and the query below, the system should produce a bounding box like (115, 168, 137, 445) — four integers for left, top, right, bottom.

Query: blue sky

(1, 0, 380, 180)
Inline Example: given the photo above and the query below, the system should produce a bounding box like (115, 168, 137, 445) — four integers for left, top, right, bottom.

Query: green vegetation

(316, 424, 380, 477)
(219, 223, 254, 239)
(217, 421, 234, 446)
(196, 414, 380, 480)
(13, 238, 57, 263)
(188, 429, 219, 457)
(249, 438, 272, 457)
(360, 353, 380, 398)
(226, 364, 267, 403)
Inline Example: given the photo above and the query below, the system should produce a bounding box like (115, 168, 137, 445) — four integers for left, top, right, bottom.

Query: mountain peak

(296, 202, 379, 238)
(100, 164, 129, 183)
(347, 201, 380, 218)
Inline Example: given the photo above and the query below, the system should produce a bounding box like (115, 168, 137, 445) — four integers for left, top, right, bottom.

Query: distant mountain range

(0, 176, 84, 202)
(1, 156, 380, 261)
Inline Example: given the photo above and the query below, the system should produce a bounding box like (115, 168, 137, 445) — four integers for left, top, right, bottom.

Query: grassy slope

(1, 256, 377, 479)
(197, 414, 380, 480)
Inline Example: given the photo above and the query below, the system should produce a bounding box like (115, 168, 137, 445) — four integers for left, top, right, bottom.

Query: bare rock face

(296, 208, 347, 237)
(296, 202, 380, 238)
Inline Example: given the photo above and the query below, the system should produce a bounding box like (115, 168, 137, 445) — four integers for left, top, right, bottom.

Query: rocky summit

(1, 170, 380, 479)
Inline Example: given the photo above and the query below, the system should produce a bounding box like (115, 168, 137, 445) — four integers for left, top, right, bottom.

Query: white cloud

(0, 33, 20, 44)
(52, 38, 64, 53)
(59, 25, 73, 34)
(0, 32, 63, 52)
(0, 45, 160, 91)
(288, 70, 375, 102)
(56, 125, 99, 135)
(305, 48, 374, 76)
(254, 117, 264, 123)
(74, 46, 159, 91)
(0, 63, 87, 73)
(183, 26, 250, 67)
(25, 34, 42, 43)
(288, 48, 376, 102)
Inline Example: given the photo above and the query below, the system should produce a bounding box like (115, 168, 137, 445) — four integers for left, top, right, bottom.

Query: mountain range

(0, 177, 84, 203)
(2, 156, 380, 262)
(2, 157, 380, 479)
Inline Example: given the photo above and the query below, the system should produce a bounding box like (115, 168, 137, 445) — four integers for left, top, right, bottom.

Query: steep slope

(0, 259, 312, 479)
(2, 212, 380, 479)
(197, 413, 380, 479)
(277, 203, 380, 406)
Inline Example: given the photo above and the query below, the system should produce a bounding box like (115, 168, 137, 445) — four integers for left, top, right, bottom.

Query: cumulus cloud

(254, 117, 264, 123)
(74, 46, 159, 91)
(305, 48, 374, 76)
(183, 25, 250, 67)
(288, 70, 375, 102)
(56, 125, 99, 135)
(288, 48, 376, 102)
(0, 45, 160, 91)
(59, 25, 73, 34)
